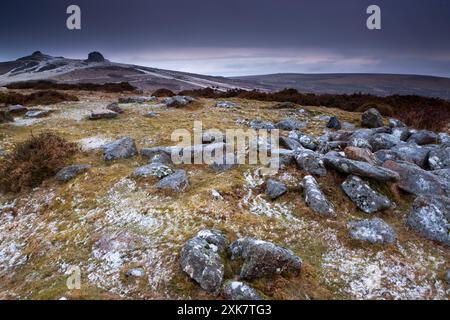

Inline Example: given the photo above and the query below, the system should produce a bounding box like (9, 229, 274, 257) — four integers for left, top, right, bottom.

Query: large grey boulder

(25, 109, 51, 118)
(89, 109, 118, 120)
(163, 96, 194, 107)
(156, 169, 189, 192)
(180, 230, 228, 295)
(55, 164, 91, 182)
(7, 104, 28, 114)
(266, 179, 287, 200)
(324, 155, 399, 182)
(388, 143, 431, 168)
(289, 131, 317, 150)
(348, 218, 397, 244)
(301, 175, 336, 217)
(280, 136, 303, 151)
(249, 119, 276, 130)
(230, 237, 302, 279)
(407, 130, 438, 145)
(215, 101, 238, 108)
(361, 108, 384, 128)
(383, 160, 448, 197)
(407, 196, 450, 246)
(223, 281, 263, 300)
(276, 118, 307, 131)
(368, 133, 400, 152)
(374, 149, 402, 165)
(133, 163, 173, 179)
(119, 96, 156, 104)
(106, 102, 124, 114)
(342, 175, 391, 214)
(432, 169, 450, 189)
(103, 137, 138, 161)
(428, 147, 450, 170)
(294, 149, 327, 176)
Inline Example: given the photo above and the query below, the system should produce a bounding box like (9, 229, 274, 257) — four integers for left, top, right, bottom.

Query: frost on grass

(321, 231, 447, 300)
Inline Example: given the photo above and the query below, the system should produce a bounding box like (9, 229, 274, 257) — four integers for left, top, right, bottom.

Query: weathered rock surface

(391, 127, 410, 141)
(294, 149, 327, 176)
(156, 169, 189, 192)
(326, 116, 341, 129)
(388, 143, 431, 168)
(347, 137, 372, 150)
(361, 108, 384, 128)
(119, 96, 156, 104)
(106, 102, 124, 114)
(103, 137, 137, 161)
(301, 175, 336, 217)
(133, 163, 173, 179)
(7, 104, 28, 114)
(276, 118, 307, 131)
(249, 119, 276, 130)
(25, 109, 51, 118)
(407, 196, 450, 246)
(55, 164, 91, 182)
(163, 96, 194, 107)
(223, 281, 263, 300)
(324, 155, 399, 182)
(89, 109, 118, 120)
(266, 179, 287, 200)
(215, 101, 238, 108)
(342, 175, 391, 213)
(180, 230, 228, 295)
(388, 118, 406, 128)
(280, 136, 303, 151)
(428, 147, 450, 170)
(348, 218, 397, 244)
(230, 237, 302, 279)
(344, 146, 378, 165)
(383, 160, 448, 197)
(289, 131, 317, 150)
(407, 130, 438, 145)
(369, 133, 400, 152)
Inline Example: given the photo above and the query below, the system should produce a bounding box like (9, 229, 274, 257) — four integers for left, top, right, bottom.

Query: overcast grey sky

(1, 0, 449, 76)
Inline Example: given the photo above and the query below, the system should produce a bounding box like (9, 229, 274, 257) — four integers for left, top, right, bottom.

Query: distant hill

(1, 52, 450, 99)
(233, 73, 450, 100)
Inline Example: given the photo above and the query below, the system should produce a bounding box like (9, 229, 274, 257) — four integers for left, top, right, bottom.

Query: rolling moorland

(0, 52, 449, 300)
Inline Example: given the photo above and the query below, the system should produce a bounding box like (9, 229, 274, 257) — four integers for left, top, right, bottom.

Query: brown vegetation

(6, 80, 137, 93)
(0, 132, 79, 193)
(152, 88, 175, 97)
(0, 110, 14, 123)
(0, 90, 79, 106)
(178, 87, 450, 131)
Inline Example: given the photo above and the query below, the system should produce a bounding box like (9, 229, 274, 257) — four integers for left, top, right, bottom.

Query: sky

(1, 0, 450, 77)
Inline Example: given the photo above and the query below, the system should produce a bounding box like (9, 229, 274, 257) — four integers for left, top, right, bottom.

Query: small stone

(266, 179, 287, 200)
(106, 102, 123, 114)
(55, 164, 91, 182)
(348, 218, 396, 244)
(428, 147, 450, 170)
(119, 96, 156, 104)
(103, 137, 137, 161)
(344, 146, 378, 165)
(326, 116, 341, 129)
(7, 104, 28, 114)
(407, 130, 438, 145)
(126, 268, 145, 278)
(163, 96, 194, 107)
(211, 189, 223, 200)
(276, 118, 307, 131)
(249, 119, 276, 130)
(157, 169, 189, 192)
(342, 175, 391, 214)
(230, 237, 302, 279)
(215, 101, 238, 108)
(223, 281, 263, 300)
(89, 109, 118, 120)
(25, 109, 51, 118)
(301, 175, 336, 217)
(133, 163, 173, 179)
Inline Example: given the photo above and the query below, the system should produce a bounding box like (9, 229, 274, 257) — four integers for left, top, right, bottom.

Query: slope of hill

(0, 51, 260, 92)
(234, 73, 450, 100)
(1, 52, 450, 99)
